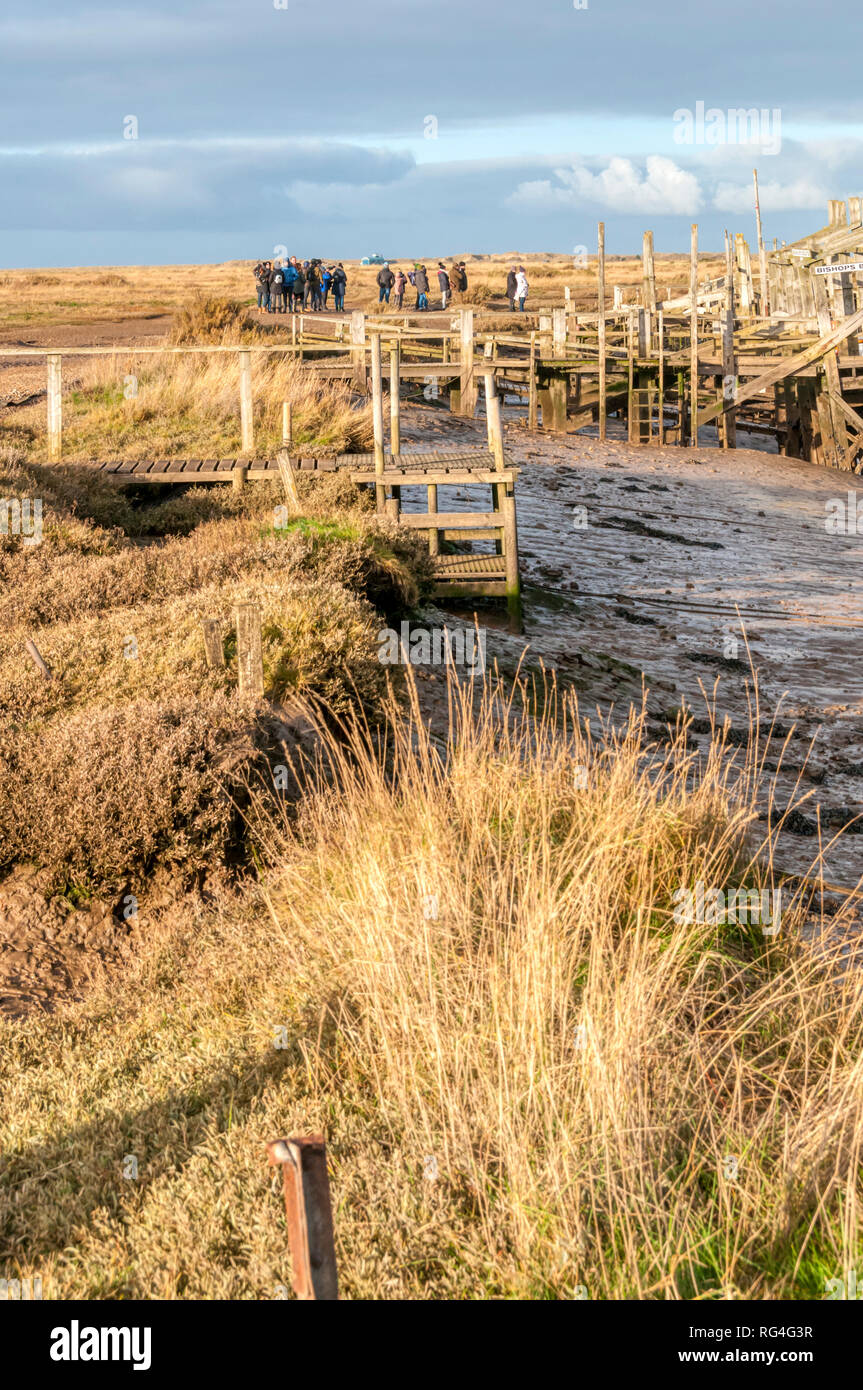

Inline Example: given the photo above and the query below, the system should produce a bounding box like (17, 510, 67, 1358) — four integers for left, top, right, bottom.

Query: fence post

(235, 602, 264, 699)
(47, 354, 62, 462)
(351, 310, 367, 392)
(370, 332, 385, 513)
(427, 483, 439, 556)
(239, 349, 254, 454)
(389, 339, 401, 458)
(690, 223, 699, 446)
(459, 308, 477, 418)
(267, 1136, 338, 1301)
(597, 222, 607, 441)
(502, 485, 521, 631)
(282, 401, 292, 447)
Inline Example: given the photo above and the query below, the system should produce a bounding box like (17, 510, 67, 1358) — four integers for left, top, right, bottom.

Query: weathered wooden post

(657, 308, 665, 444)
(267, 1136, 338, 1301)
(753, 169, 769, 317)
(238, 349, 254, 455)
(484, 371, 505, 554)
(351, 310, 367, 392)
(502, 484, 521, 631)
(528, 331, 538, 430)
(721, 229, 737, 449)
(459, 308, 477, 418)
(201, 620, 225, 669)
(642, 230, 656, 351)
(235, 602, 264, 699)
(47, 354, 62, 462)
(232, 463, 248, 494)
(689, 223, 699, 446)
(389, 339, 401, 457)
(597, 222, 607, 441)
(427, 483, 439, 556)
(282, 401, 293, 447)
(370, 332, 385, 513)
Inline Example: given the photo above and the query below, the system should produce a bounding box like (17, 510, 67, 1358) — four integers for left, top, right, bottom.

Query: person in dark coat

(269, 262, 286, 313)
(437, 262, 450, 309)
(292, 265, 305, 311)
(377, 264, 395, 304)
(255, 261, 271, 312)
(506, 266, 518, 311)
(331, 263, 347, 311)
(415, 264, 429, 310)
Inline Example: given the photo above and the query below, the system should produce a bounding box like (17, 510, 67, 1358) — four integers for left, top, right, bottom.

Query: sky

(2, 0, 863, 267)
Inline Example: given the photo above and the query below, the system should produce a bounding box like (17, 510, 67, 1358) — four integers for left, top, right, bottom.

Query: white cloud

(713, 178, 827, 213)
(507, 156, 702, 215)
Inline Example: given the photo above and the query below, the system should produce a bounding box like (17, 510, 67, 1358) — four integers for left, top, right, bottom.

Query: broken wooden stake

(277, 448, 302, 516)
(201, 620, 225, 669)
(25, 638, 52, 680)
(234, 602, 264, 699)
(267, 1135, 338, 1301)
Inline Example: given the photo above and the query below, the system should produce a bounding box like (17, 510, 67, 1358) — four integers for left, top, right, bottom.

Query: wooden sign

(814, 262, 863, 275)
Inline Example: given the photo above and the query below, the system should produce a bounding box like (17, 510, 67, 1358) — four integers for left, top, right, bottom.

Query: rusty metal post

(267, 1135, 338, 1301)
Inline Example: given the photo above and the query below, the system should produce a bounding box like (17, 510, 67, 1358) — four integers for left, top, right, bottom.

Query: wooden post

(24, 638, 52, 680)
(528, 331, 538, 430)
(232, 463, 248, 493)
(657, 308, 665, 444)
(689, 223, 699, 446)
(370, 332, 385, 512)
(753, 168, 769, 317)
(389, 339, 401, 457)
(735, 234, 754, 317)
(597, 222, 607, 441)
(46, 354, 62, 462)
(552, 307, 567, 357)
(235, 602, 264, 699)
(642, 230, 656, 351)
(459, 308, 477, 417)
(721, 229, 737, 449)
(351, 310, 366, 392)
(484, 371, 505, 554)
(427, 483, 439, 556)
(502, 485, 521, 631)
(239, 350, 254, 455)
(267, 1136, 338, 1302)
(201, 620, 225, 669)
(282, 401, 292, 447)
(277, 448, 302, 515)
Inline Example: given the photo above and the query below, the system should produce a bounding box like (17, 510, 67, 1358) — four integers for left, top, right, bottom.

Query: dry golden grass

(0, 252, 728, 330)
(2, 347, 373, 462)
(0, 672, 860, 1299)
(0, 451, 432, 893)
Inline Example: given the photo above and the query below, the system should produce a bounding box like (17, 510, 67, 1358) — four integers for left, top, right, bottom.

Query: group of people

(375, 261, 469, 310)
(253, 258, 347, 313)
(505, 266, 530, 311)
(252, 256, 528, 315)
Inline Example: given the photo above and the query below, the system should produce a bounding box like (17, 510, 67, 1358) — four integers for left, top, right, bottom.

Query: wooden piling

(370, 332, 385, 511)
(642, 230, 656, 350)
(721, 229, 737, 448)
(389, 339, 401, 457)
(502, 485, 522, 630)
(232, 463, 248, 493)
(657, 308, 665, 444)
(281, 401, 293, 447)
(528, 331, 538, 430)
(47, 354, 62, 462)
(753, 168, 769, 317)
(689, 223, 699, 446)
(239, 350, 254, 455)
(235, 602, 264, 699)
(598, 222, 607, 441)
(459, 309, 477, 418)
(267, 1136, 338, 1302)
(427, 483, 439, 556)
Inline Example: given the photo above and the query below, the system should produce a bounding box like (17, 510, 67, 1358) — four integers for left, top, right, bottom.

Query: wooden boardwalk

(78, 446, 499, 484)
